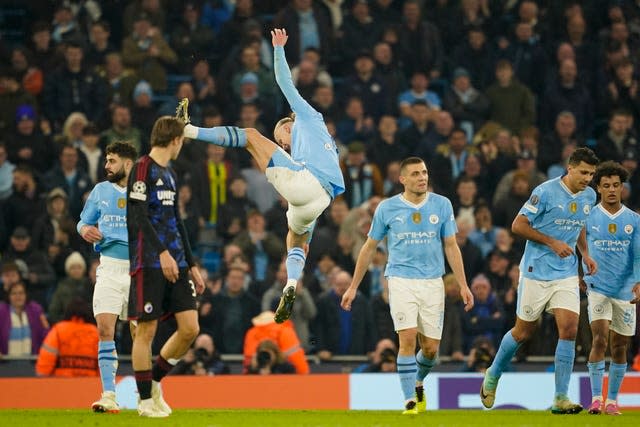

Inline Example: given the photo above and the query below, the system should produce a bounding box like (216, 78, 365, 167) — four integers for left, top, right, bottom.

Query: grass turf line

(1, 410, 640, 427)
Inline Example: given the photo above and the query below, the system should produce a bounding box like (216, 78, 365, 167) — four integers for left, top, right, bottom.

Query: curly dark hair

(592, 160, 629, 187)
(106, 140, 138, 161)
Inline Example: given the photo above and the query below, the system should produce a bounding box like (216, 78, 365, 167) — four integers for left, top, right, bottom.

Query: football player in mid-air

(178, 28, 344, 324)
(583, 161, 640, 416)
(480, 147, 600, 414)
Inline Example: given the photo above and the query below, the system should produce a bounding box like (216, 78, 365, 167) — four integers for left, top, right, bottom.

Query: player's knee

(557, 325, 578, 340)
(98, 326, 115, 341)
(591, 333, 608, 351)
(244, 127, 259, 141)
(179, 323, 200, 342)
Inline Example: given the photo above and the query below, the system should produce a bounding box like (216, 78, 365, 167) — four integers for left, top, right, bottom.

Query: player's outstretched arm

(271, 28, 317, 117)
(342, 237, 379, 311)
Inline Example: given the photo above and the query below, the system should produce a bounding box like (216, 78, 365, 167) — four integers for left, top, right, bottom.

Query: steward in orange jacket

(243, 311, 309, 374)
(36, 297, 99, 377)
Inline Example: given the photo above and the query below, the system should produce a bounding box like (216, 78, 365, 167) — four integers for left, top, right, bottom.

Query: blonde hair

(273, 113, 296, 140)
(62, 112, 89, 141)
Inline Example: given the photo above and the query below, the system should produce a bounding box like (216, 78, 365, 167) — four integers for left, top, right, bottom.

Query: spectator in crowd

(396, 100, 431, 155)
(492, 171, 532, 228)
(484, 249, 512, 298)
(451, 26, 493, 90)
(57, 112, 89, 149)
(192, 144, 233, 227)
(9, 47, 43, 98)
(262, 260, 316, 352)
(342, 50, 389, 121)
(538, 111, 582, 174)
(336, 96, 376, 145)
(415, 110, 456, 162)
(454, 217, 484, 282)
(130, 80, 156, 138)
(315, 270, 376, 360)
(217, 175, 257, 243)
(246, 339, 296, 375)
(461, 274, 504, 352)
(100, 53, 138, 110)
(170, 3, 215, 74)
(3, 227, 56, 310)
(42, 41, 107, 132)
(6, 104, 53, 174)
(443, 67, 490, 136)
(121, 12, 177, 92)
(43, 145, 92, 220)
(0, 68, 36, 136)
(29, 21, 62, 72)
(85, 21, 117, 71)
(468, 203, 502, 258)
(272, 0, 333, 67)
(36, 297, 99, 377)
(594, 109, 638, 163)
(354, 338, 398, 373)
(603, 57, 640, 125)
(507, 21, 547, 96)
(398, 0, 444, 78)
(191, 59, 219, 109)
(172, 333, 229, 376)
(0, 281, 49, 357)
(452, 176, 478, 226)
(99, 104, 144, 157)
(340, 142, 384, 209)
(77, 123, 104, 185)
(47, 252, 91, 324)
(398, 70, 441, 128)
(339, 0, 382, 68)
(463, 336, 496, 373)
(202, 265, 261, 354)
(3, 165, 46, 232)
(430, 127, 474, 198)
(243, 310, 309, 374)
(485, 60, 536, 133)
(311, 84, 340, 123)
(541, 58, 593, 133)
(233, 209, 286, 291)
(372, 41, 406, 116)
(493, 150, 546, 207)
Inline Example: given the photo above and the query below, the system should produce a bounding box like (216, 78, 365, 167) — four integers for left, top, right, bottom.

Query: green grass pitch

(1, 409, 639, 427)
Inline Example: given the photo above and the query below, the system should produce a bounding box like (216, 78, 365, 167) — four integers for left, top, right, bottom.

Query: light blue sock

(285, 247, 306, 286)
(397, 354, 417, 400)
(607, 362, 627, 401)
(554, 339, 575, 398)
(98, 340, 118, 393)
(487, 331, 521, 379)
(587, 360, 605, 398)
(191, 126, 246, 147)
(415, 350, 436, 383)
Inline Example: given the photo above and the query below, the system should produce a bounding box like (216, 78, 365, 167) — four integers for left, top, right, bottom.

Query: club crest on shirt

(530, 195, 539, 205)
(144, 302, 153, 314)
(429, 214, 439, 224)
(583, 205, 590, 215)
(412, 212, 422, 224)
(608, 223, 617, 234)
(624, 224, 633, 234)
(569, 202, 577, 213)
(117, 198, 126, 209)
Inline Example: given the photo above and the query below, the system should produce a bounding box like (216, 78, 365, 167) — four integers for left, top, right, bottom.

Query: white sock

(285, 279, 297, 291)
(183, 123, 198, 139)
(592, 395, 603, 403)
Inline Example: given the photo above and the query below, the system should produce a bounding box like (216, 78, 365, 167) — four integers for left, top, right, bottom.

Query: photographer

(247, 339, 295, 375)
(172, 333, 229, 376)
(463, 337, 496, 373)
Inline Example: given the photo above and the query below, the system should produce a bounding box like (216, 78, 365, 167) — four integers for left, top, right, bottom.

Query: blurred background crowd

(1, 0, 640, 375)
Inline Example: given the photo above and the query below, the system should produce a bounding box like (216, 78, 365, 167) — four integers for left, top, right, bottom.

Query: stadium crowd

(1, 0, 640, 374)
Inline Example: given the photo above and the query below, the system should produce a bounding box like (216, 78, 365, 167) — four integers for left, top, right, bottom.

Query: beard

(106, 169, 125, 183)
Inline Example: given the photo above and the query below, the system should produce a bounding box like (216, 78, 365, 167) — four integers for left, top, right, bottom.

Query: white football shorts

(387, 276, 444, 340)
(587, 290, 636, 336)
(93, 256, 131, 320)
(516, 275, 580, 321)
(265, 151, 331, 235)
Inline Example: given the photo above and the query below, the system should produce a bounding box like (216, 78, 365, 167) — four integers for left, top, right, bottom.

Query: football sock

(285, 247, 305, 290)
(397, 354, 417, 400)
(587, 360, 605, 399)
(184, 124, 246, 147)
(415, 350, 436, 383)
(98, 340, 117, 393)
(135, 370, 152, 399)
(607, 362, 627, 401)
(487, 330, 520, 379)
(152, 355, 174, 382)
(554, 339, 575, 398)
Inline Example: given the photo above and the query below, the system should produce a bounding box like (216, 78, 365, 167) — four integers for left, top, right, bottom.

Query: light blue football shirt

(273, 46, 345, 198)
(77, 181, 129, 260)
(518, 176, 596, 281)
(584, 203, 640, 300)
(369, 193, 457, 280)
